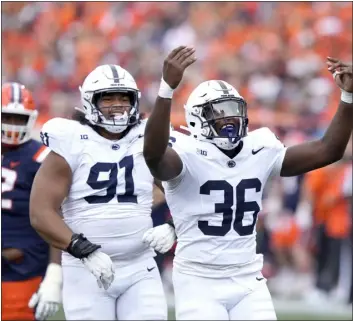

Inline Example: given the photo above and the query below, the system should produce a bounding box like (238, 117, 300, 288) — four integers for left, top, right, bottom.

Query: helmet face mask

(93, 89, 139, 133)
(80, 65, 141, 134)
(185, 80, 248, 150)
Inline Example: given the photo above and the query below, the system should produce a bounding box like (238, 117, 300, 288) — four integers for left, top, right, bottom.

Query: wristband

(66, 233, 101, 259)
(341, 90, 353, 104)
(158, 78, 174, 99)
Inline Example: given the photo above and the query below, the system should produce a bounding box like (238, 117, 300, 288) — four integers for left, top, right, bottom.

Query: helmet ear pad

(82, 95, 100, 124)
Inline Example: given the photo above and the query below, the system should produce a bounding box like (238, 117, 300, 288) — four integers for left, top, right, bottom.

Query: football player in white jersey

(29, 64, 172, 320)
(142, 47, 353, 320)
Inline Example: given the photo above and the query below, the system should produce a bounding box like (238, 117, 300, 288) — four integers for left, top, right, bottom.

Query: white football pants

(62, 257, 167, 320)
(173, 267, 277, 320)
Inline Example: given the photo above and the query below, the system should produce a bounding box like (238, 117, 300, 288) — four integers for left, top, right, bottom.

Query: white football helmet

(79, 64, 141, 134)
(184, 80, 248, 150)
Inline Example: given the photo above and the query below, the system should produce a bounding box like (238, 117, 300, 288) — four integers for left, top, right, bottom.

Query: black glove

(166, 217, 175, 229)
(66, 233, 101, 259)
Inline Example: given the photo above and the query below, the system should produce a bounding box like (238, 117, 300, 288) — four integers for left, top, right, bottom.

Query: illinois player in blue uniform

(1, 82, 62, 320)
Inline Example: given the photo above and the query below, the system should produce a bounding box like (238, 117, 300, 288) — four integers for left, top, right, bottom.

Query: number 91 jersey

(163, 128, 286, 277)
(41, 117, 155, 265)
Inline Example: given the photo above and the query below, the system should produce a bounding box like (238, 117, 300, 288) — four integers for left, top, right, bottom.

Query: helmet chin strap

(213, 137, 241, 150)
(76, 106, 129, 134)
(97, 111, 129, 134)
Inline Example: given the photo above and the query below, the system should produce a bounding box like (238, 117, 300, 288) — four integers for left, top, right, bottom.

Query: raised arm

(143, 46, 197, 181)
(281, 58, 352, 177)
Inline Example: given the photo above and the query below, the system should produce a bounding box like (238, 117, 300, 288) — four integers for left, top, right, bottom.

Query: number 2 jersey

(2, 140, 50, 281)
(41, 118, 155, 266)
(163, 128, 287, 278)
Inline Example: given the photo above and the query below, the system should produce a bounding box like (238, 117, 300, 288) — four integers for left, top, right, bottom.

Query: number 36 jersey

(41, 117, 155, 266)
(163, 128, 287, 277)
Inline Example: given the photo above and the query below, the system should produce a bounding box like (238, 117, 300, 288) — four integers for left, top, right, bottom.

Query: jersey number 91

(84, 155, 137, 204)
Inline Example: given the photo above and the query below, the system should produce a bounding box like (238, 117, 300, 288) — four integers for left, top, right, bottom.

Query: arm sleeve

(33, 146, 51, 164)
(40, 118, 78, 172)
(29, 145, 51, 175)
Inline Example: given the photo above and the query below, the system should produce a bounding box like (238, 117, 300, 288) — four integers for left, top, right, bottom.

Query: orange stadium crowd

(2, 2, 352, 131)
(2, 0, 352, 309)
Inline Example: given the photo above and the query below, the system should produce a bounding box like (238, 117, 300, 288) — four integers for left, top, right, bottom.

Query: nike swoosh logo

(147, 267, 155, 272)
(138, 134, 144, 139)
(10, 161, 20, 168)
(200, 93, 207, 97)
(256, 277, 264, 281)
(252, 147, 264, 155)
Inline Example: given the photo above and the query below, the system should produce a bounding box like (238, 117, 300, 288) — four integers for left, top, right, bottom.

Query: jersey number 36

(199, 178, 261, 237)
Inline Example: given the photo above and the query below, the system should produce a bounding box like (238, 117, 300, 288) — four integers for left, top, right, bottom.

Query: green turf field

(49, 306, 352, 320)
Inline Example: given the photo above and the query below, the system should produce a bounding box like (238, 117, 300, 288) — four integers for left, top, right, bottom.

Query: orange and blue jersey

(2, 139, 50, 282)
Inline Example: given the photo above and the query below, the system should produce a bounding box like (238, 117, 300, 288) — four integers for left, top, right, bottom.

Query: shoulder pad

(169, 130, 193, 148)
(40, 117, 79, 170)
(41, 117, 77, 146)
(248, 127, 284, 150)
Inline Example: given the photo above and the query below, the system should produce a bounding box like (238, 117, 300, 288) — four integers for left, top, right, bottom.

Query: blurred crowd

(2, 2, 352, 132)
(2, 0, 352, 308)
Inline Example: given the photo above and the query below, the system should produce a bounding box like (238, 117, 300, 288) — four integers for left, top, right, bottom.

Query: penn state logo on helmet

(1, 82, 38, 145)
(79, 64, 141, 134)
(184, 80, 248, 150)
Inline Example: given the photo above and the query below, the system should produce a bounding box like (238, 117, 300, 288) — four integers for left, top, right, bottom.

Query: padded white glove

(82, 250, 115, 290)
(28, 263, 62, 320)
(142, 223, 176, 253)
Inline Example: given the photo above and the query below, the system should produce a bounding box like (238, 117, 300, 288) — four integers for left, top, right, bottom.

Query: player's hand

(142, 223, 176, 253)
(327, 57, 353, 93)
(28, 263, 62, 320)
(163, 46, 197, 89)
(82, 250, 115, 290)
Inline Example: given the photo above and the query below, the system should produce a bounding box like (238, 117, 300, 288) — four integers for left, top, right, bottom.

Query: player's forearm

(49, 245, 62, 265)
(30, 209, 73, 250)
(321, 100, 353, 161)
(282, 100, 352, 176)
(143, 96, 172, 166)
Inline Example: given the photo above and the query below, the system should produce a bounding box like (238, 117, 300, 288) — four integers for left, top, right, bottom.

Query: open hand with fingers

(163, 46, 197, 89)
(327, 57, 353, 93)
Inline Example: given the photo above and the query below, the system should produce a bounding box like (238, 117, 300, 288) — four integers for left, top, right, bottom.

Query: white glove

(82, 250, 115, 290)
(142, 223, 176, 253)
(28, 263, 62, 320)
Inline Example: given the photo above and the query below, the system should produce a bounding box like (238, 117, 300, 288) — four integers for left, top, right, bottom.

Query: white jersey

(163, 127, 287, 277)
(41, 117, 155, 266)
